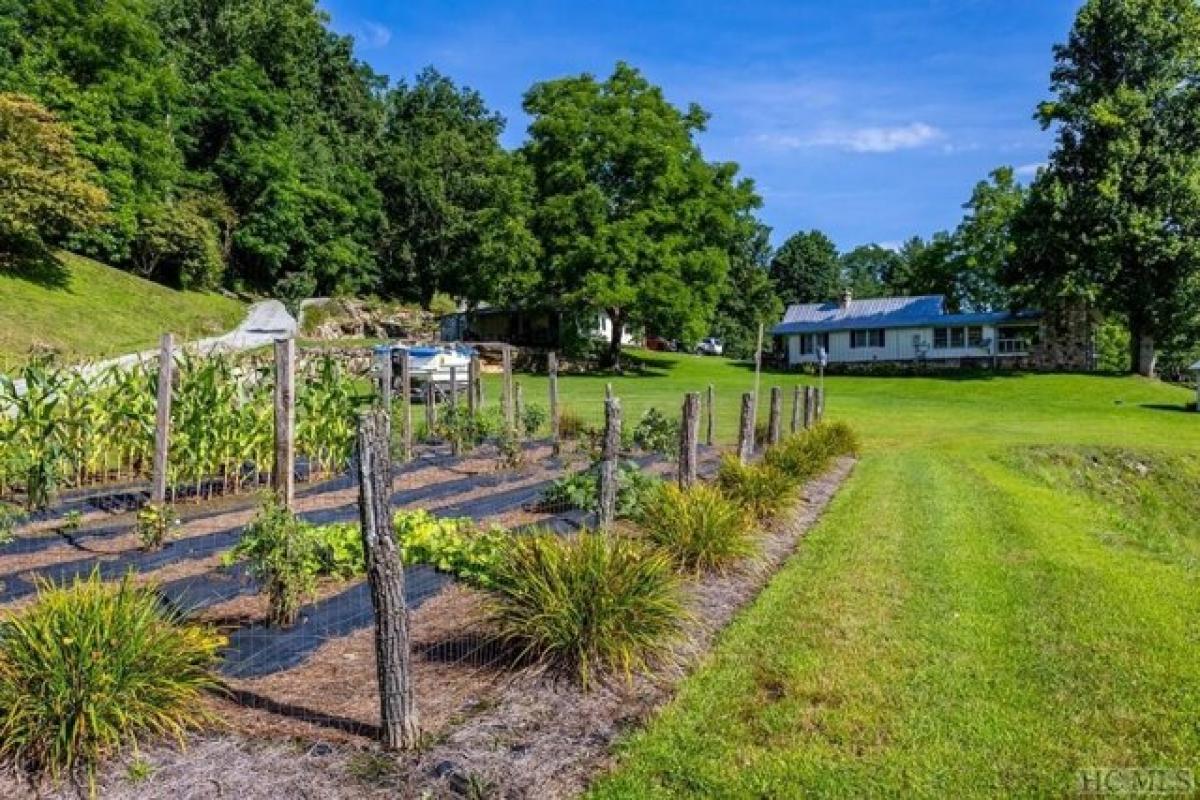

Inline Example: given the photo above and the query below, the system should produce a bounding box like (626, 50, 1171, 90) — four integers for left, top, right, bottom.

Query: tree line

(2, 0, 1197, 373)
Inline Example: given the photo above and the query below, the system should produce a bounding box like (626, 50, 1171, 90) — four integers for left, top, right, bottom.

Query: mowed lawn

(529, 352, 1200, 798)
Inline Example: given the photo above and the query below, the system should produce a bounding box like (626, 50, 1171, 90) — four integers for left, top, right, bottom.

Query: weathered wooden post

(737, 392, 755, 464)
(399, 348, 412, 462)
(803, 386, 815, 429)
(514, 382, 525, 437)
(597, 395, 622, 530)
(705, 384, 715, 447)
(273, 337, 295, 508)
(354, 408, 419, 751)
(548, 351, 560, 455)
(424, 380, 436, 439)
(378, 348, 393, 412)
(449, 366, 459, 408)
(448, 366, 460, 456)
(767, 386, 783, 446)
(791, 385, 802, 433)
(151, 333, 174, 506)
(501, 345, 515, 434)
(679, 392, 700, 489)
(815, 387, 825, 423)
(467, 353, 479, 421)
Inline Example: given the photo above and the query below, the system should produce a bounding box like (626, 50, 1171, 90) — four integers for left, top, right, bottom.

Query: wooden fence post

(151, 333, 174, 506)
(803, 386, 815, 429)
(737, 392, 755, 464)
(378, 348, 393, 412)
(705, 384, 715, 447)
(767, 386, 782, 446)
(449, 366, 459, 408)
(467, 353, 479, 421)
(679, 392, 700, 489)
(399, 348, 412, 462)
(514, 382, 525, 437)
(815, 387, 825, 423)
(273, 337, 295, 508)
(597, 396, 621, 530)
(791, 385, 802, 433)
(502, 345, 515, 434)
(548, 351, 560, 455)
(424, 380, 436, 440)
(354, 408, 419, 751)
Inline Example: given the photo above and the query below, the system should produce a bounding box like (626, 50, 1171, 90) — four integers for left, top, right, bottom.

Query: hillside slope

(0, 253, 246, 364)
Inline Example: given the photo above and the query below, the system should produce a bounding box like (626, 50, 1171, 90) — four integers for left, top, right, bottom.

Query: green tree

(0, 93, 108, 263)
(891, 233, 960, 308)
(769, 230, 840, 305)
(839, 244, 902, 300)
(376, 68, 538, 307)
(522, 62, 760, 365)
(1009, 0, 1200, 375)
(712, 222, 782, 359)
(948, 166, 1025, 311)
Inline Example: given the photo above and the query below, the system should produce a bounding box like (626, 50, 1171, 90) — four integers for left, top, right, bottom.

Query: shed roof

(771, 295, 1039, 335)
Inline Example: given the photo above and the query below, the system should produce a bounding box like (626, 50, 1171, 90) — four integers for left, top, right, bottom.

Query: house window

(934, 326, 986, 349)
(798, 333, 829, 356)
(850, 329, 884, 349)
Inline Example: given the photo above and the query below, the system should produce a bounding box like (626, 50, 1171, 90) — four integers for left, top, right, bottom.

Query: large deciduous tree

(712, 221, 783, 359)
(0, 93, 108, 263)
(522, 62, 760, 366)
(769, 230, 840, 305)
(839, 244, 903, 300)
(1009, 0, 1200, 376)
(376, 68, 538, 307)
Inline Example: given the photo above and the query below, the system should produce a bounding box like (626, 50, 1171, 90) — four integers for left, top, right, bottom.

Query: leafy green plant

(0, 501, 24, 546)
(395, 509, 507, 588)
(311, 523, 365, 580)
(485, 530, 685, 687)
(638, 483, 756, 573)
(226, 496, 319, 626)
(135, 503, 179, 551)
(716, 456, 797, 521)
(539, 461, 662, 518)
(62, 510, 83, 533)
(0, 571, 223, 795)
(521, 403, 549, 436)
(496, 432, 524, 470)
(632, 407, 680, 456)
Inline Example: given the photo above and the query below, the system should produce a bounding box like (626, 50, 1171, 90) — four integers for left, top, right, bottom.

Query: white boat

(374, 344, 473, 400)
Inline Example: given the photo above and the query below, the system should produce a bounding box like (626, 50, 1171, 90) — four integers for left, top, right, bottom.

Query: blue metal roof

(771, 295, 1039, 335)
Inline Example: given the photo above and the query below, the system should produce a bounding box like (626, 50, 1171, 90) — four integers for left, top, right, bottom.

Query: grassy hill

(0, 252, 246, 365)
(537, 354, 1200, 799)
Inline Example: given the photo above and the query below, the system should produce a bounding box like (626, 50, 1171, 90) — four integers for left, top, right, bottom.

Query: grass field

(0, 252, 246, 364)
(529, 352, 1200, 798)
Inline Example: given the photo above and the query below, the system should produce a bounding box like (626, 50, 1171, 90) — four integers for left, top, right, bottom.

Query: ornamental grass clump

(716, 456, 797, 521)
(764, 421, 860, 480)
(485, 530, 685, 688)
(0, 572, 223, 795)
(638, 482, 757, 574)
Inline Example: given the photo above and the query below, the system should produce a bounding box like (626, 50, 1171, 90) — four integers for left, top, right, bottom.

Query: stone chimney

(839, 288, 853, 310)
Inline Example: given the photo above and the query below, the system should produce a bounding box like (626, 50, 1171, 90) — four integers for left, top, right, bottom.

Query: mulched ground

(0, 455, 854, 800)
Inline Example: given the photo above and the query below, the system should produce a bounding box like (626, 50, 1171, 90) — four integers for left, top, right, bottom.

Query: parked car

(696, 337, 724, 356)
(644, 335, 677, 352)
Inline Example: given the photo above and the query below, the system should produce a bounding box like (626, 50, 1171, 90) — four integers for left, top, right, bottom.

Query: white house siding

(785, 325, 1023, 366)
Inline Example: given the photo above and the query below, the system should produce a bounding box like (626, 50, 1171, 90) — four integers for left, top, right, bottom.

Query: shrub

(434, 404, 492, 453)
(764, 421, 860, 480)
(0, 572, 223, 794)
(485, 530, 684, 687)
(632, 407, 680, 456)
(0, 502, 24, 546)
(394, 509, 507, 588)
(226, 496, 319, 626)
(639, 483, 756, 573)
(135, 503, 179, 551)
(716, 456, 796, 521)
(521, 402, 549, 436)
(311, 523, 364, 580)
(557, 407, 587, 440)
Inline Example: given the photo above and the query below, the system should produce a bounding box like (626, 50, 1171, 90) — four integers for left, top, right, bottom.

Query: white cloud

(754, 122, 945, 154)
(355, 20, 392, 49)
(1015, 162, 1047, 178)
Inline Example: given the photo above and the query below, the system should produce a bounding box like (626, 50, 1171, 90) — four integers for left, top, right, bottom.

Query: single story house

(772, 291, 1049, 369)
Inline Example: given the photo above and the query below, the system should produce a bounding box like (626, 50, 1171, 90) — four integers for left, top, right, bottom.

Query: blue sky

(319, 0, 1080, 250)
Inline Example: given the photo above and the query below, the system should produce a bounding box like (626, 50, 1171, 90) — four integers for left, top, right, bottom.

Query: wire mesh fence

(0, 339, 829, 744)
